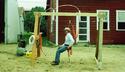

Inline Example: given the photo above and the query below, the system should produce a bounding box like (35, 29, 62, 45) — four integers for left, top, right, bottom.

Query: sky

(17, 0, 47, 10)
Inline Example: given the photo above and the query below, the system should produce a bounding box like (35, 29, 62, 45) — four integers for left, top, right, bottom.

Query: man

(51, 27, 75, 65)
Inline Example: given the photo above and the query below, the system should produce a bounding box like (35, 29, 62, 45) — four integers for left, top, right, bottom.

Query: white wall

(5, 0, 20, 43)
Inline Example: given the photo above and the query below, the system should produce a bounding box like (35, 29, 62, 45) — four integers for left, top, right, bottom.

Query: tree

(24, 7, 46, 36)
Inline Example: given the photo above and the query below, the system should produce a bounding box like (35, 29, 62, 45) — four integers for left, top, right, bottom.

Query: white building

(4, 0, 47, 43)
(5, 0, 21, 43)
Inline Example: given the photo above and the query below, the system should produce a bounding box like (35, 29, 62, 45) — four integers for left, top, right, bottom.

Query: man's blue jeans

(55, 45, 68, 64)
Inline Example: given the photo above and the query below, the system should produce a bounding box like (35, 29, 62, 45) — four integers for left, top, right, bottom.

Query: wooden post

(32, 12, 41, 65)
(96, 12, 104, 69)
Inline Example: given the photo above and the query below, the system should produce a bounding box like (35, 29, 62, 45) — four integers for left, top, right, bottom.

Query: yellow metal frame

(32, 12, 104, 70)
(40, 12, 97, 16)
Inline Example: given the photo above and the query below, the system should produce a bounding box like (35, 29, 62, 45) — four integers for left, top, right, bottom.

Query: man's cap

(64, 27, 71, 32)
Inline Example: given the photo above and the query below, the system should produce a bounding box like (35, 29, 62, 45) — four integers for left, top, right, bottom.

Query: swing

(67, 20, 78, 59)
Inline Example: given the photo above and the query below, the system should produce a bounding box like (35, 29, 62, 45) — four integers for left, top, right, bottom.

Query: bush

(22, 32, 32, 44)
(24, 7, 46, 36)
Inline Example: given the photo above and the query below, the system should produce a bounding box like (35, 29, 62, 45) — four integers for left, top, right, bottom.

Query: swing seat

(67, 46, 72, 57)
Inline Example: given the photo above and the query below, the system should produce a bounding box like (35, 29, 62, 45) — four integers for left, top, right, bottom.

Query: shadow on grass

(0, 51, 15, 56)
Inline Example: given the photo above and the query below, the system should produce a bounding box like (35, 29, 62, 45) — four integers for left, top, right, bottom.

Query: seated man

(51, 27, 75, 65)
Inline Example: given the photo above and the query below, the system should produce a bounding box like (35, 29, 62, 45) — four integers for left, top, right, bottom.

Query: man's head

(64, 27, 71, 33)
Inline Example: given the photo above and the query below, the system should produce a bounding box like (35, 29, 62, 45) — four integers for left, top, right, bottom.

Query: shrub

(24, 7, 46, 36)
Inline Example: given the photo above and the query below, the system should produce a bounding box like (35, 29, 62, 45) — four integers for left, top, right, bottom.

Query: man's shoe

(51, 61, 59, 65)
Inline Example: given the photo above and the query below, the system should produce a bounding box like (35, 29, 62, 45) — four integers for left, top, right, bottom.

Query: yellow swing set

(31, 12, 105, 70)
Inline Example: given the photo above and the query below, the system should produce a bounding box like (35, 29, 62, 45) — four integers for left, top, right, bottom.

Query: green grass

(42, 37, 56, 47)
(0, 44, 125, 72)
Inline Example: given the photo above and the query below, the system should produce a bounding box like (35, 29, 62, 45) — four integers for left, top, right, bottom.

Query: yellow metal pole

(97, 12, 104, 70)
(40, 12, 97, 17)
(31, 12, 41, 65)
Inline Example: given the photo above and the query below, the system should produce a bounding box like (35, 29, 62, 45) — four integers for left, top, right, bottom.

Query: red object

(67, 47, 72, 57)
(37, 32, 42, 57)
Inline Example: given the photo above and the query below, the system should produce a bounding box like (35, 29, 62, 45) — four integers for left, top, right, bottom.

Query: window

(78, 16, 90, 42)
(116, 10, 125, 31)
(97, 10, 110, 31)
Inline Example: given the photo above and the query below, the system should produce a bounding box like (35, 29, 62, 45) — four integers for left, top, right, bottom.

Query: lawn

(0, 44, 125, 72)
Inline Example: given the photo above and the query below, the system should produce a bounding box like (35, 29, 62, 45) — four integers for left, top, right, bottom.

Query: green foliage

(22, 32, 32, 44)
(24, 7, 46, 36)
(42, 37, 56, 47)
(24, 11, 34, 32)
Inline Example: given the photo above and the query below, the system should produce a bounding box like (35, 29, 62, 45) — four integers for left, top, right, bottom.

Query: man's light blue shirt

(63, 33, 75, 47)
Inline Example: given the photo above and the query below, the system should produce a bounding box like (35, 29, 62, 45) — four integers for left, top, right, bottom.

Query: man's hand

(67, 46, 71, 50)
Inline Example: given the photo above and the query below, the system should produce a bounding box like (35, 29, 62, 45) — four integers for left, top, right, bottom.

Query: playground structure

(31, 12, 104, 70)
